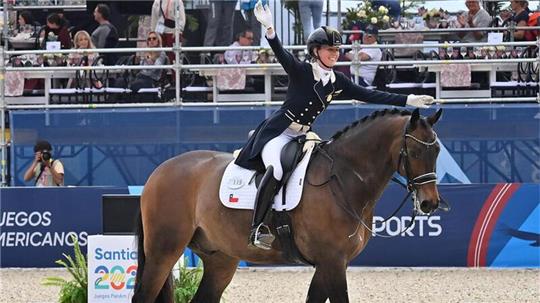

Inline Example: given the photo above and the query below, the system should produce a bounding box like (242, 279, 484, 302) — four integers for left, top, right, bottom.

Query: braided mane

(330, 108, 411, 141)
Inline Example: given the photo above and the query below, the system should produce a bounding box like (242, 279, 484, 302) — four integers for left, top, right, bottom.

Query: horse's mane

(331, 108, 412, 141)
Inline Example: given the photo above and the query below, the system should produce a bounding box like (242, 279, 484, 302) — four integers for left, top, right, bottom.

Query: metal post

(174, 0, 182, 106)
(1, 0, 10, 186)
(537, 36, 540, 103)
(337, 0, 341, 32)
(352, 40, 359, 84)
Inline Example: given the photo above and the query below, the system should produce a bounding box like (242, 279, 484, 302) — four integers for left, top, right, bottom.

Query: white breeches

(261, 127, 304, 181)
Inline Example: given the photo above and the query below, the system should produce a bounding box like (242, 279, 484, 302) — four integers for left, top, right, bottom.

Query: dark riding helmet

(307, 26, 342, 58)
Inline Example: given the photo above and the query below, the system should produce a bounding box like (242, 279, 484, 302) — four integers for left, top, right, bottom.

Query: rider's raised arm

(336, 72, 407, 107)
(266, 31, 304, 76)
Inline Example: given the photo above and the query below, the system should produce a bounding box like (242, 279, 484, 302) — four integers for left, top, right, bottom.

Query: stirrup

(251, 224, 275, 250)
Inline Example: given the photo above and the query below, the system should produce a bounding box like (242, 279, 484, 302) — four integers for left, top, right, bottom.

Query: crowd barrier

(0, 184, 538, 268)
(9, 104, 540, 186)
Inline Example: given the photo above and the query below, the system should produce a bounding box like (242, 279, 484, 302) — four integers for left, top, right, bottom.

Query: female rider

(235, 0, 434, 250)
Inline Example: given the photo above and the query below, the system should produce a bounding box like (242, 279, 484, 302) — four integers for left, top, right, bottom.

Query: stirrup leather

(252, 223, 275, 250)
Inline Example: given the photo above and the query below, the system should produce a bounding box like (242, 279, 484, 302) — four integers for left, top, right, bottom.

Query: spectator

(345, 24, 381, 87)
(130, 31, 168, 92)
(42, 13, 72, 49)
(457, 0, 492, 43)
(151, 0, 186, 63)
(17, 10, 35, 34)
(241, 0, 261, 45)
(451, 47, 463, 59)
(299, 0, 324, 43)
(204, 0, 237, 47)
(69, 30, 98, 66)
(224, 29, 255, 64)
(23, 140, 64, 187)
(510, 0, 530, 41)
(92, 3, 119, 65)
(68, 30, 101, 88)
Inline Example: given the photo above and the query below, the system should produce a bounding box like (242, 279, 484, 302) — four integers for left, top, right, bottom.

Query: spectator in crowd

(345, 24, 381, 87)
(92, 3, 119, 65)
(465, 47, 477, 59)
(241, 0, 261, 45)
(299, 0, 324, 43)
(510, 0, 530, 41)
(204, 0, 237, 47)
(130, 31, 168, 92)
(450, 47, 463, 59)
(17, 10, 35, 34)
(456, 0, 492, 42)
(42, 13, 72, 49)
(151, 0, 186, 63)
(23, 140, 64, 187)
(224, 29, 255, 64)
(67, 30, 101, 88)
(69, 30, 98, 66)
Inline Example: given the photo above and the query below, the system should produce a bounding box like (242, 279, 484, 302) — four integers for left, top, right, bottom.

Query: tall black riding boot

(249, 166, 280, 250)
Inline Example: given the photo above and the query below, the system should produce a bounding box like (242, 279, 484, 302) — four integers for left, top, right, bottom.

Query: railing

(1, 0, 540, 185)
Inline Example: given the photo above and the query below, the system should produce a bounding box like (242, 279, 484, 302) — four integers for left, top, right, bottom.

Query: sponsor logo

(372, 216, 442, 237)
(227, 176, 244, 189)
(93, 264, 137, 291)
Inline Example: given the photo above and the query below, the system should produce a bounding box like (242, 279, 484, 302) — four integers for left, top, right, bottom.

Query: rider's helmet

(307, 26, 342, 58)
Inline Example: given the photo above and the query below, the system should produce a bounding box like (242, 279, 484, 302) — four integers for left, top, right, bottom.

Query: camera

(41, 150, 51, 161)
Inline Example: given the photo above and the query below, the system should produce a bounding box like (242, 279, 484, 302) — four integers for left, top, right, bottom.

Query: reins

(307, 118, 449, 238)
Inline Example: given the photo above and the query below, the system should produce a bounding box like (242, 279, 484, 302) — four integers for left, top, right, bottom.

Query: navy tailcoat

(234, 34, 407, 172)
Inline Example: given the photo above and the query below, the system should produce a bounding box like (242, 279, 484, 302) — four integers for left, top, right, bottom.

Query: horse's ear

(427, 108, 443, 126)
(409, 108, 420, 129)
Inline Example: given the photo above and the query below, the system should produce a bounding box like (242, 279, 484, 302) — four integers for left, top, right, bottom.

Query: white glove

(254, 0, 273, 30)
(406, 94, 434, 108)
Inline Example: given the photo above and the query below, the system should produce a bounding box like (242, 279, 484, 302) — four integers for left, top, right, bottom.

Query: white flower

(371, 17, 378, 24)
(383, 15, 390, 22)
(378, 6, 388, 14)
(357, 10, 367, 18)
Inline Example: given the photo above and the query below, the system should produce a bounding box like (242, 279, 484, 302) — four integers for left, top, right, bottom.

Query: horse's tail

(133, 211, 174, 303)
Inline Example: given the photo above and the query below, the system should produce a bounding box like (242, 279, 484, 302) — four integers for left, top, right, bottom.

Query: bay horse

(132, 108, 443, 303)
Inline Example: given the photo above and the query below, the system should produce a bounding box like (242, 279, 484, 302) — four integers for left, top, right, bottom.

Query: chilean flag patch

(229, 194, 239, 203)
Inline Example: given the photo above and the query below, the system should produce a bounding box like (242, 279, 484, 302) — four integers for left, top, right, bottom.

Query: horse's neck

(328, 118, 404, 209)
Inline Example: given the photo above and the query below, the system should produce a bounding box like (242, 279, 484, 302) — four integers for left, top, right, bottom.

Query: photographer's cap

(364, 25, 379, 37)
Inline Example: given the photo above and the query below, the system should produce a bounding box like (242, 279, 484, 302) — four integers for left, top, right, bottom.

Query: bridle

(308, 117, 450, 238)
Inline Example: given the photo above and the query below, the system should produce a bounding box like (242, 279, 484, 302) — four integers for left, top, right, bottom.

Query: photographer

(23, 140, 64, 187)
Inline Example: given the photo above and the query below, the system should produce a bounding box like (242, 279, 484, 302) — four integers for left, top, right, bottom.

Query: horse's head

(397, 108, 443, 215)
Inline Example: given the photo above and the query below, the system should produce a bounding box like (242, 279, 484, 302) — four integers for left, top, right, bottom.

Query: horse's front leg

(307, 259, 349, 303)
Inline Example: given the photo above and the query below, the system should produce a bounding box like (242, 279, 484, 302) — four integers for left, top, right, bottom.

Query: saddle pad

(219, 146, 313, 211)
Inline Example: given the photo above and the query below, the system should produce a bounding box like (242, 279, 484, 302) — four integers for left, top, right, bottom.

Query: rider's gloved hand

(254, 0, 274, 30)
(406, 94, 434, 108)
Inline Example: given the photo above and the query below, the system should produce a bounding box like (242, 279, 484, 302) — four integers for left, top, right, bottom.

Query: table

(190, 66, 287, 102)
(414, 63, 517, 99)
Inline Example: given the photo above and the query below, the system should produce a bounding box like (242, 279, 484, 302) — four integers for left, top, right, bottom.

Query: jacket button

(308, 122, 311, 125)
(309, 101, 312, 105)
(317, 111, 320, 114)
(312, 116, 315, 119)
(300, 113, 304, 116)
(296, 120, 300, 123)
(305, 108, 308, 111)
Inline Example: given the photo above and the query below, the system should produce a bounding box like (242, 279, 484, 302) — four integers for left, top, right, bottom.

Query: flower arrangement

(422, 8, 445, 21)
(342, 0, 391, 40)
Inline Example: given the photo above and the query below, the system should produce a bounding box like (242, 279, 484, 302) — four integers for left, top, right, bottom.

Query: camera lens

(42, 151, 51, 161)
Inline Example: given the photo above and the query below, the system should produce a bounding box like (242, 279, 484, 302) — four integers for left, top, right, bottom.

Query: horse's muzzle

(419, 199, 439, 215)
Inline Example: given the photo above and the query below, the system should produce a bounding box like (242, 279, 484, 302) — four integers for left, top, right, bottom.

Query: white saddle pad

(219, 146, 314, 211)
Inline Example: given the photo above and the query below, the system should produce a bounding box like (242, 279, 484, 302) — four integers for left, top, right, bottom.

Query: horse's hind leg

(190, 251, 239, 303)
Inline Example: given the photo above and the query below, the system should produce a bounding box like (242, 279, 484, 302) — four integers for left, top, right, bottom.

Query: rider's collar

(311, 62, 336, 84)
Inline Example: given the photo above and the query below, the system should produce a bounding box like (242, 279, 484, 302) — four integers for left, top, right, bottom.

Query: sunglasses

(147, 36, 158, 41)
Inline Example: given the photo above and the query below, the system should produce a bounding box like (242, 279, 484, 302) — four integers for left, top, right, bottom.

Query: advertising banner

(353, 183, 540, 267)
(0, 187, 128, 267)
(87, 235, 137, 303)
